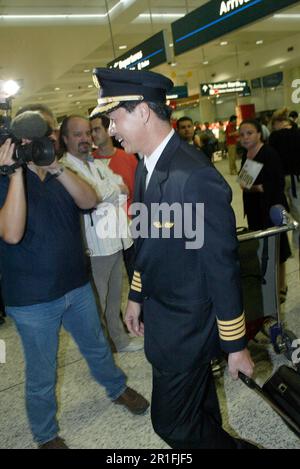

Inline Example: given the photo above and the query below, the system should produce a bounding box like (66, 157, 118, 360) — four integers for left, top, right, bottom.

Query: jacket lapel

(133, 132, 181, 254)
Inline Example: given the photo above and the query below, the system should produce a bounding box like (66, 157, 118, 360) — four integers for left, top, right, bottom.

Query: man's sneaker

(117, 339, 144, 353)
(113, 387, 149, 415)
(38, 436, 69, 449)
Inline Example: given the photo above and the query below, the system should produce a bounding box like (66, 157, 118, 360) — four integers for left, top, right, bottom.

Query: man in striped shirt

(60, 115, 143, 353)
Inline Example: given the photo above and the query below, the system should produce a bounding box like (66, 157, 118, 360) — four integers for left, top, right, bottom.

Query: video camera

(0, 96, 56, 176)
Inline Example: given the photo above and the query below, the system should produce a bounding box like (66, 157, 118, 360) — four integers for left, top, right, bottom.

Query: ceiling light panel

(0, 0, 123, 23)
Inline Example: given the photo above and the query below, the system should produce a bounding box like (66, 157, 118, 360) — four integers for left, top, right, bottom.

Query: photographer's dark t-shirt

(0, 168, 89, 306)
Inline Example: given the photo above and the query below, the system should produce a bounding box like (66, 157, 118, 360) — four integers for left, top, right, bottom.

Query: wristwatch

(52, 165, 65, 178)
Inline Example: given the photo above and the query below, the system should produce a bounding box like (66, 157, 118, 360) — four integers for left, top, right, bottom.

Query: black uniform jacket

(129, 132, 246, 372)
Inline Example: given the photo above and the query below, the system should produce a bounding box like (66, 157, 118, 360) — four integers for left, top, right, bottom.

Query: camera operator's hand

(41, 158, 62, 175)
(0, 139, 26, 244)
(41, 159, 98, 210)
(0, 139, 17, 170)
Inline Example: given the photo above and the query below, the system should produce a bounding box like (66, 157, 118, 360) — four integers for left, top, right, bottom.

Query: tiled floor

(0, 157, 299, 449)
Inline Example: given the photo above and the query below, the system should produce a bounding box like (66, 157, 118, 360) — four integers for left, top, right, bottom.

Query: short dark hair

(229, 115, 237, 122)
(114, 100, 173, 123)
(59, 115, 88, 154)
(15, 103, 58, 131)
(176, 116, 193, 129)
(15, 103, 55, 120)
(90, 113, 110, 130)
(289, 111, 299, 119)
(200, 133, 210, 145)
(239, 119, 262, 136)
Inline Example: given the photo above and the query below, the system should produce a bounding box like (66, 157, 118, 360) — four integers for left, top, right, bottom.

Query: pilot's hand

(228, 348, 254, 380)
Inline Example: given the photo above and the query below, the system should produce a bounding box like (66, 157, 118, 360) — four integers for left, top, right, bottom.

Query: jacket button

(144, 296, 149, 300)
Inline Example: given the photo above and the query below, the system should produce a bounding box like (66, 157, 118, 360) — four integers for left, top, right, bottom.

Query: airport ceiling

(1, 0, 300, 118)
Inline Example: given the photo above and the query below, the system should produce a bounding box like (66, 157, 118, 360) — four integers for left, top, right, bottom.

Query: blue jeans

(6, 282, 126, 445)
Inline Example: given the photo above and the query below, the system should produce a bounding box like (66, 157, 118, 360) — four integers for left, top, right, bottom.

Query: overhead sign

(201, 80, 250, 96)
(262, 72, 283, 88)
(166, 86, 188, 99)
(251, 72, 283, 89)
(251, 77, 262, 89)
(172, 0, 299, 56)
(107, 30, 170, 71)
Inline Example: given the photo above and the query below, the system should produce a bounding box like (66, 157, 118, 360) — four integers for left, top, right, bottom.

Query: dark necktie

(139, 164, 148, 202)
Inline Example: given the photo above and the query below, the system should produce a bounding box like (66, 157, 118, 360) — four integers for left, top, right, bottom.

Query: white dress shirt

(144, 129, 175, 188)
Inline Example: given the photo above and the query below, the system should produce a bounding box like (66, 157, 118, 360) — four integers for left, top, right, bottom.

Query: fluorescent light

(203, 60, 209, 65)
(256, 40, 263, 45)
(170, 62, 177, 67)
(220, 41, 228, 46)
(84, 69, 91, 73)
(0, 2, 124, 21)
(265, 57, 286, 67)
(54, 87, 60, 91)
(108, 0, 123, 15)
(274, 14, 300, 19)
(139, 13, 184, 19)
(169, 43, 174, 47)
(0, 14, 107, 19)
(118, 45, 127, 50)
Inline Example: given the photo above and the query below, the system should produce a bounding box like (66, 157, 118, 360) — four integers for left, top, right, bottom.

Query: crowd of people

(174, 114, 240, 173)
(238, 109, 300, 305)
(0, 66, 299, 449)
(172, 108, 300, 303)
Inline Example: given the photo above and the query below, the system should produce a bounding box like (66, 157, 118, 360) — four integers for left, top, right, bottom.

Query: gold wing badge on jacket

(153, 221, 175, 229)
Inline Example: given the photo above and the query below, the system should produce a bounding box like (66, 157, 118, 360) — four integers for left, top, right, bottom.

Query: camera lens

(32, 137, 56, 166)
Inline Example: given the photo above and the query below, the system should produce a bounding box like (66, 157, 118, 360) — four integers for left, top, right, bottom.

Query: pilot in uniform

(90, 67, 256, 449)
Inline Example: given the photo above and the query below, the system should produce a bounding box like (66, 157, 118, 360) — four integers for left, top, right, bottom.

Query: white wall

(172, 107, 201, 123)
(171, 29, 300, 122)
(176, 64, 300, 123)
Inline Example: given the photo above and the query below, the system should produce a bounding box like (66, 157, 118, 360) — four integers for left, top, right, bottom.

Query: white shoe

(117, 339, 144, 353)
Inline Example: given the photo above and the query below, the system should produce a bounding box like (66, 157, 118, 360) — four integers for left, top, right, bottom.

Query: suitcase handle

(238, 371, 262, 391)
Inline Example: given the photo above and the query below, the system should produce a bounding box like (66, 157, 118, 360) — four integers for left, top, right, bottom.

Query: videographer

(0, 138, 26, 243)
(0, 104, 149, 449)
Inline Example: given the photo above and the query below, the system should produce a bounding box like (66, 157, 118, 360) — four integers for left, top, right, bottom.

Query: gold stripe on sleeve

(217, 312, 245, 327)
(219, 330, 246, 342)
(217, 312, 246, 342)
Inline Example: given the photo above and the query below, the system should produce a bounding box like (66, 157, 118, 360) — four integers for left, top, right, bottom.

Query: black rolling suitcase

(239, 366, 300, 437)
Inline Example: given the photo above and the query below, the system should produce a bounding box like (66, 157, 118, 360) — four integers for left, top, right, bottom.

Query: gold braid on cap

(90, 95, 144, 116)
(98, 95, 144, 104)
(90, 101, 121, 116)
